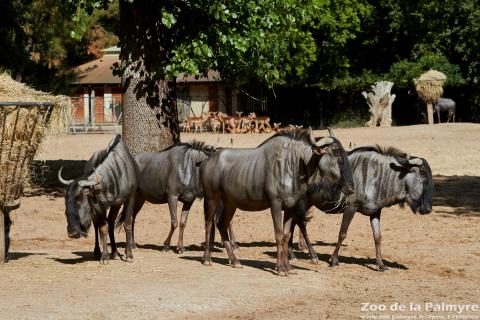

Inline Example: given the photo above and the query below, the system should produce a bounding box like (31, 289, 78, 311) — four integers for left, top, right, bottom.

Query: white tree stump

(362, 81, 396, 127)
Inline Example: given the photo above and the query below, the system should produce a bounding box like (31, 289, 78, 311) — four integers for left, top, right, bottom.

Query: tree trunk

(362, 81, 395, 127)
(426, 103, 434, 125)
(122, 68, 179, 155)
(119, 0, 180, 155)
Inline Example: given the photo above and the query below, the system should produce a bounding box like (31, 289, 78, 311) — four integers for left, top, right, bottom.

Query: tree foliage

(0, 0, 118, 92)
(68, 0, 367, 90)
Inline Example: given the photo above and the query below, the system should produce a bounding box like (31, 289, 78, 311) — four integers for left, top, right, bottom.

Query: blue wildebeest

(200, 127, 354, 275)
(289, 145, 434, 271)
(434, 98, 456, 123)
(58, 146, 121, 259)
(133, 141, 222, 253)
(58, 135, 139, 263)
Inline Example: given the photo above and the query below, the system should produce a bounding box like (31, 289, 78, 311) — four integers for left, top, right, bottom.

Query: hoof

(232, 261, 243, 269)
(162, 245, 170, 252)
(379, 265, 389, 272)
(202, 259, 212, 266)
(110, 251, 122, 260)
(124, 252, 134, 262)
(329, 256, 339, 267)
(93, 250, 101, 260)
(310, 258, 319, 264)
(276, 265, 289, 276)
(100, 253, 110, 265)
(176, 247, 185, 254)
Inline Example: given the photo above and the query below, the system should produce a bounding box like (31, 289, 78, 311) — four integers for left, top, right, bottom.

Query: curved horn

(316, 137, 334, 147)
(78, 179, 97, 188)
(327, 127, 336, 138)
(58, 167, 73, 185)
(408, 158, 423, 166)
(308, 126, 316, 145)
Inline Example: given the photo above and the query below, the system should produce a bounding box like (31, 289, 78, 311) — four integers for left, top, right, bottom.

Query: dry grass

(414, 69, 446, 104)
(0, 73, 72, 207)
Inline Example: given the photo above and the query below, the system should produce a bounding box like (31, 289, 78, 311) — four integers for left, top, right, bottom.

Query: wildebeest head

(310, 128, 354, 197)
(58, 167, 101, 238)
(390, 156, 434, 214)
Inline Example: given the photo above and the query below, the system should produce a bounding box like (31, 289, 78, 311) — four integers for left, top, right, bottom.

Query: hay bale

(0, 73, 72, 207)
(0, 73, 71, 135)
(414, 69, 446, 104)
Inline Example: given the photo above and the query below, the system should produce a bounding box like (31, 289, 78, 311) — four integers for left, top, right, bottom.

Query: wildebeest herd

(58, 127, 434, 275)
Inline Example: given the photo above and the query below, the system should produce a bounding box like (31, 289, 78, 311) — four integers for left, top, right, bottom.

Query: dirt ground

(1, 123, 479, 320)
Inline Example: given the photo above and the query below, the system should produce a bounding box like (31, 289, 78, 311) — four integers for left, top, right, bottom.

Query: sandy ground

(1, 123, 479, 320)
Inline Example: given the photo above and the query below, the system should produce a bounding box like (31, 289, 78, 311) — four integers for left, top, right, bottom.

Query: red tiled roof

(72, 53, 221, 85)
(72, 54, 121, 85)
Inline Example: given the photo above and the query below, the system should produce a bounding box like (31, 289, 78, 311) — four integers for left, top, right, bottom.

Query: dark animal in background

(200, 127, 353, 275)
(133, 141, 219, 253)
(2, 205, 14, 262)
(58, 135, 139, 263)
(434, 98, 456, 123)
(290, 145, 434, 271)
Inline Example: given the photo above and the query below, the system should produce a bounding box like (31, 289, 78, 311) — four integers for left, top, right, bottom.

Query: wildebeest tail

(115, 207, 126, 230)
(293, 207, 313, 225)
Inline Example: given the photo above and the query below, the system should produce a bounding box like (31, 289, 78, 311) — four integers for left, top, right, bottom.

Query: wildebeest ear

(389, 163, 410, 179)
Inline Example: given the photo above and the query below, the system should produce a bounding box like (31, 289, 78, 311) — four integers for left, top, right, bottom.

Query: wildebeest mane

(257, 127, 311, 147)
(83, 134, 122, 177)
(349, 145, 408, 159)
(162, 140, 218, 155)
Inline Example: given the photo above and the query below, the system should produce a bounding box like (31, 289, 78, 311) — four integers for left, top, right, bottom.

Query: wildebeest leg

(97, 214, 110, 264)
(297, 219, 318, 264)
(176, 201, 193, 253)
(93, 222, 100, 259)
(227, 222, 238, 249)
(437, 110, 441, 123)
(271, 200, 289, 276)
(297, 228, 308, 252)
(123, 195, 136, 262)
(330, 206, 356, 267)
(130, 194, 145, 250)
(370, 211, 387, 271)
(288, 221, 296, 260)
(107, 205, 121, 259)
(282, 210, 295, 273)
(217, 203, 241, 268)
(163, 195, 179, 252)
(203, 198, 218, 266)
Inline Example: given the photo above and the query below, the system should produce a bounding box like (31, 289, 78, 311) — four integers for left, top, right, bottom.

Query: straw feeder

(414, 70, 446, 125)
(0, 73, 71, 263)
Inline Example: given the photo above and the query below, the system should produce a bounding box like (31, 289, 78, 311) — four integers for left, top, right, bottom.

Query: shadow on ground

(6, 251, 46, 262)
(25, 160, 87, 197)
(281, 250, 408, 271)
(51, 251, 97, 264)
(180, 255, 313, 275)
(433, 175, 480, 216)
